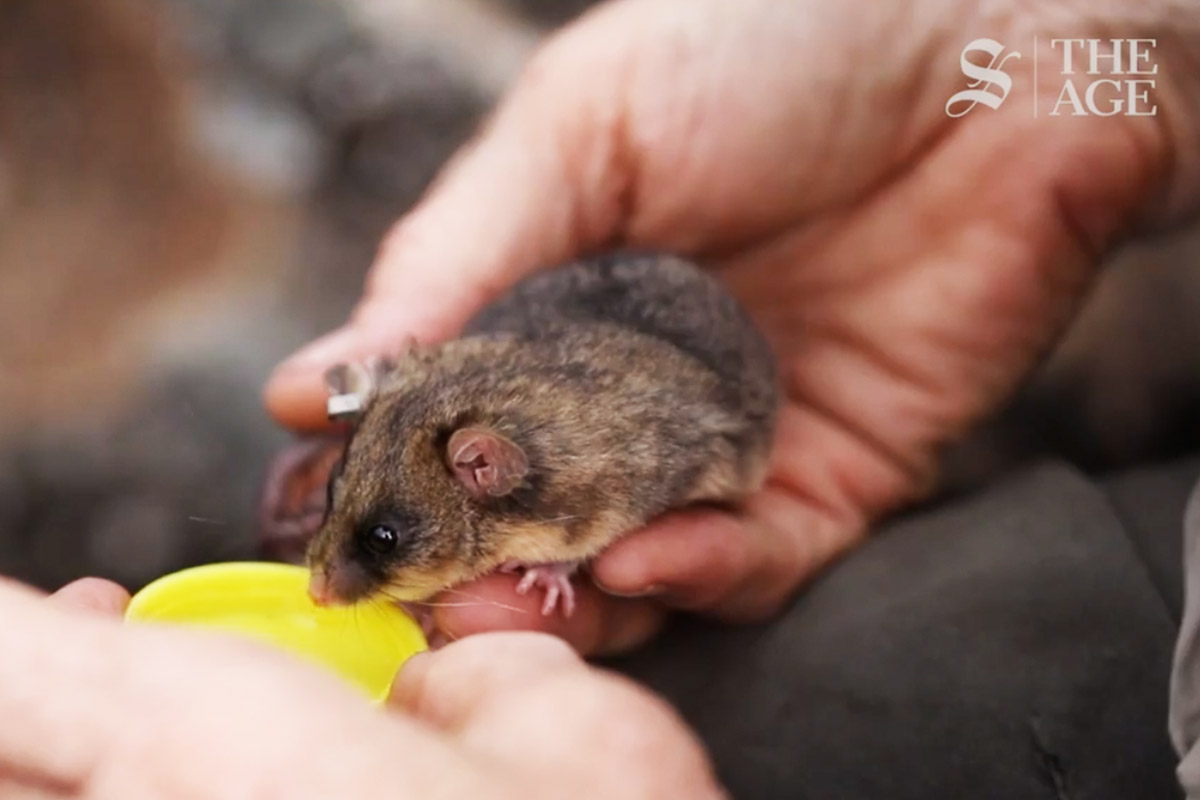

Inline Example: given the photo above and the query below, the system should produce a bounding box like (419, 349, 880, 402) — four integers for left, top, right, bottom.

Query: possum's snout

(306, 556, 372, 607)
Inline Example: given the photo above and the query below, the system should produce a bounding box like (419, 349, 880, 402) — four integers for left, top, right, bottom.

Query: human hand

(263, 0, 1200, 655)
(1, 577, 722, 799)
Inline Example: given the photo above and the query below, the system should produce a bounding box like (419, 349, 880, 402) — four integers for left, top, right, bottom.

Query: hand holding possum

(266, 0, 1198, 653)
(300, 255, 777, 619)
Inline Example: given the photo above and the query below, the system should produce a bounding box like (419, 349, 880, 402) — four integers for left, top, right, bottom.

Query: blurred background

(1, 0, 1198, 594)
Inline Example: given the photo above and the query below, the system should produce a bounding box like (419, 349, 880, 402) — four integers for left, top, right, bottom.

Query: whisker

(377, 588, 529, 616)
(405, 601, 523, 610)
(439, 586, 503, 600)
(440, 586, 533, 607)
(355, 597, 410, 642)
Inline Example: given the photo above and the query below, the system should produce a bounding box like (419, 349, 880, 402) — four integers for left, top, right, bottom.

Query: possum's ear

(324, 356, 395, 421)
(447, 428, 529, 498)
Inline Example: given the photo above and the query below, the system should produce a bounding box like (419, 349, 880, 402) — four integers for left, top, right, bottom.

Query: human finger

(46, 578, 131, 617)
(428, 572, 668, 657)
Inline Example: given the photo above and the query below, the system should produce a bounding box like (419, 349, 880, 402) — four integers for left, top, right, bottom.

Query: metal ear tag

(323, 354, 401, 423)
(327, 393, 363, 421)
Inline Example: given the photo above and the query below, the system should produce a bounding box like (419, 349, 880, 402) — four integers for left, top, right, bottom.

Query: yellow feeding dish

(124, 562, 427, 704)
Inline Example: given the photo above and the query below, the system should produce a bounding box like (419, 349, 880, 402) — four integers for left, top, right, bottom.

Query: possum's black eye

(359, 524, 399, 556)
(353, 511, 418, 562)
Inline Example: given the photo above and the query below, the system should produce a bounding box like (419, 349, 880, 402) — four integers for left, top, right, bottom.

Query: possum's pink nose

(306, 561, 368, 607)
(307, 572, 334, 607)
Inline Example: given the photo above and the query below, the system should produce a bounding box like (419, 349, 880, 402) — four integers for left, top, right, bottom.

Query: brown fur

(305, 253, 780, 604)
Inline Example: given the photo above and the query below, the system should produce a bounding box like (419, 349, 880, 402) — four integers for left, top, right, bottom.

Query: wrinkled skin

(0, 577, 724, 799)
(264, 0, 1200, 658)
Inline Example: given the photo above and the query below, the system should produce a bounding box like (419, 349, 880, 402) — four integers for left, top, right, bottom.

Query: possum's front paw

(500, 561, 581, 617)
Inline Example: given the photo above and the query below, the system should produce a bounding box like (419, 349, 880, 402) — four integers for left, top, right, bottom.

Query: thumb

(47, 577, 131, 617)
(264, 17, 633, 432)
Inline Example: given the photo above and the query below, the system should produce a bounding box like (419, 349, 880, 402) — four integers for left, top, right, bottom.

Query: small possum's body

(301, 253, 779, 614)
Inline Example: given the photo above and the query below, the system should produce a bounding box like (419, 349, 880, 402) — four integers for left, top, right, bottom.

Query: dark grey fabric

(1102, 460, 1200, 622)
(606, 459, 1200, 800)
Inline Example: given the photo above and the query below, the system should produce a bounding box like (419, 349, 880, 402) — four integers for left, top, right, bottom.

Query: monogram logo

(944, 38, 1022, 118)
